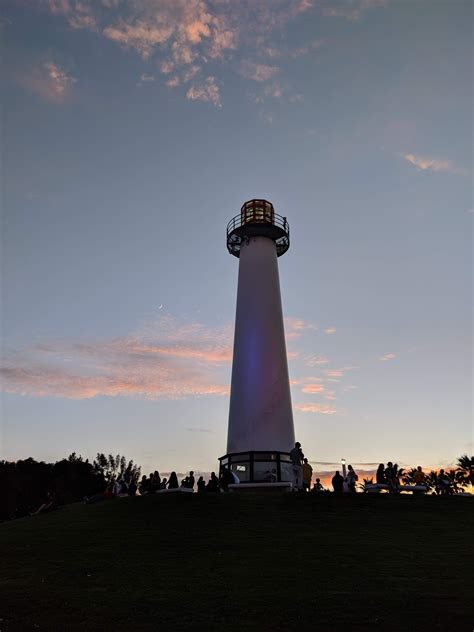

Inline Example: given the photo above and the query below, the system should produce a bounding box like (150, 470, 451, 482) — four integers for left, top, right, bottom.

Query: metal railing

(226, 211, 289, 237)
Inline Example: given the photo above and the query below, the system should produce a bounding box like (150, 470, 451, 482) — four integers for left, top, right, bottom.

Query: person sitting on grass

(160, 478, 168, 490)
(413, 466, 426, 486)
(376, 464, 386, 485)
(312, 478, 324, 492)
(151, 471, 161, 493)
(168, 472, 179, 489)
(186, 471, 195, 490)
(32, 491, 57, 515)
(332, 470, 344, 493)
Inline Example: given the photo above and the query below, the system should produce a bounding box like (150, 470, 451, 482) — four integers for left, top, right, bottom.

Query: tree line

(0, 453, 141, 521)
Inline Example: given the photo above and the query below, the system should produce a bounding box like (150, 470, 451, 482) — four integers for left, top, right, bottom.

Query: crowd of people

(82, 444, 463, 503)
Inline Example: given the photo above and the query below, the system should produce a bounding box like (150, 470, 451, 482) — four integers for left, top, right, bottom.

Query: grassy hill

(0, 493, 473, 631)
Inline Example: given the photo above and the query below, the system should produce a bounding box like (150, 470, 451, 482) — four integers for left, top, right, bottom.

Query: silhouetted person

(168, 472, 179, 489)
(290, 442, 304, 490)
(128, 479, 137, 496)
(197, 476, 206, 493)
(376, 464, 385, 485)
(160, 478, 168, 490)
(206, 472, 219, 492)
(219, 466, 234, 492)
(302, 458, 313, 492)
(414, 466, 426, 486)
(332, 471, 344, 493)
(187, 471, 195, 490)
(152, 471, 161, 493)
(437, 469, 450, 495)
(312, 478, 324, 492)
(346, 465, 358, 493)
(139, 475, 149, 495)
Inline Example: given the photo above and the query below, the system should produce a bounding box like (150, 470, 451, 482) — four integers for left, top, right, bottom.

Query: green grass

(1, 493, 473, 631)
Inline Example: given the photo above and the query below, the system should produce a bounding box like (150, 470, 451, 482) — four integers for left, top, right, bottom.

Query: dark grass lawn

(0, 493, 473, 631)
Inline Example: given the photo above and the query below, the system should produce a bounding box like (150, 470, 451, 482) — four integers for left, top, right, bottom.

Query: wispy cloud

(321, 0, 388, 21)
(380, 353, 396, 361)
(239, 61, 280, 82)
(18, 61, 76, 104)
(403, 153, 462, 174)
(294, 402, 337, 414)
(1, 316, 231, 401)
(324, 327, 336, 335)
(186, 76, 221, 107)
(305, 355, 329, 366)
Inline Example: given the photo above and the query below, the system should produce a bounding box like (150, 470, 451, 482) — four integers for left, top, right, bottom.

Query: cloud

(1, 316, 232, 401)
(321, 0, 388, 21)
(324, 327, 336, 335)
(305, 355, 329, 366)
(18, 61, 76, 104)
(294, 402, 337, 414)
(239, 61, 280, 82)
(403, 153, 461, 174)
(326, 369, 344, 378)
(43, 0, 320, 106)
(186, 76, 221, 107)
(301, 383, 326, 394)
(380, 353, 396, 361)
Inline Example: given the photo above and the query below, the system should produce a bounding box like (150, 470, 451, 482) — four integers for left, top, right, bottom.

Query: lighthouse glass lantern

(219, 200, 295, 484)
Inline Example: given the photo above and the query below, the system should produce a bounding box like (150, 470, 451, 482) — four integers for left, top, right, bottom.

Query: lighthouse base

(219, 451, 294, 484)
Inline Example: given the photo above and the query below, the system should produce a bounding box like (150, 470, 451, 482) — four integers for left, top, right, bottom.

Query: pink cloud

(301, 383, 325, 394)
(380, 353, 396, 361)
(324, 327, 336, 335)
(403, 153, 460, 174)
(239, 61, 280, 82)
(1, 316, 232, 401)
(321, 0, 388, 21)
(295, 402, 337, 414)
(186, 76, 221, 107)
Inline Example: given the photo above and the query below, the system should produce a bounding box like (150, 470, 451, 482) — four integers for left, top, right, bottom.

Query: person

(385, 462, 396, 492)
(290, 442, 304, 490)
(331, 470, 344, 493)
(32, 491, 57, 515)
(206, 472, 219, 492)
(187, 471, 195, 490)
(168, 472, 179, 489)
(376, 464, 385, 485)
(139, 475, 150, 495)
(197, 476, 206, 493)
(437, 469, 450, 495)
(160, 478, 168, 490)
(151, 471, 161, 493)
(302, 458, 313, 492)
(263, 468, 277, 483)
(112, 478, 122, 496)
(119, 479, 129, 495)
(392, 464, 400, 492)
(219, 466, 235, 492)
(312, 478, 324, 492)
(413, 466, 426, 485)
(128, 479, 137, 496)
(346, 465, 358, 493)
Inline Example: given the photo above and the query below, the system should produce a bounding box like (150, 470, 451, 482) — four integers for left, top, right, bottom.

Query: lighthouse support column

(227, 235, 295, 454)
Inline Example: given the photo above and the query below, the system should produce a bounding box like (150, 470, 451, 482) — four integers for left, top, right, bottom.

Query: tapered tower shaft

(227, 235, 295, 452)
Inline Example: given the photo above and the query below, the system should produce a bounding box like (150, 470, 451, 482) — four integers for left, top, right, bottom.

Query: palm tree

(402, 468, 417, 485)
(456, 455, 473, 488)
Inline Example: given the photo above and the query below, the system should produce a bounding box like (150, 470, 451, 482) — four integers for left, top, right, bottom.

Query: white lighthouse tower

(219, 199, 295, 484)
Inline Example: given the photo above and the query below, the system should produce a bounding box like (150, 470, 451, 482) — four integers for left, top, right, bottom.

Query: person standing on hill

(290, 442, 304, 490)
(332, 471, 344, 493)
(376, 464, 385, 485)
(346, 465, 358, 493)
(302, 458, 313, 492)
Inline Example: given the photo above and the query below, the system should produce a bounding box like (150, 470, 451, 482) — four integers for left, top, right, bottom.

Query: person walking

(290, 442, 304, 491)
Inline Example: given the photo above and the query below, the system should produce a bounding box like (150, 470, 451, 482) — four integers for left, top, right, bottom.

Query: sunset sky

(1, 0, 472, 479)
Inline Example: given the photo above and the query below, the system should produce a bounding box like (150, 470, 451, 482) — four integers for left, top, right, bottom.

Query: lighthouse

(219, 199, 296, 484)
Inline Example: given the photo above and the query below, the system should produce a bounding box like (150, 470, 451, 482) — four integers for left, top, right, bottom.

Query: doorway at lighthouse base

(219, 451, 293, 484)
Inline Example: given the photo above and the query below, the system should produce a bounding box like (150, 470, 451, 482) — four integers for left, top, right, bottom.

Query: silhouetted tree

(456, 455, 473, 488)
(93, 453, 141, 485)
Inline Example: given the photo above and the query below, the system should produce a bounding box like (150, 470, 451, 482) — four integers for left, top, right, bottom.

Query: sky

(1, 0, 472, 481)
